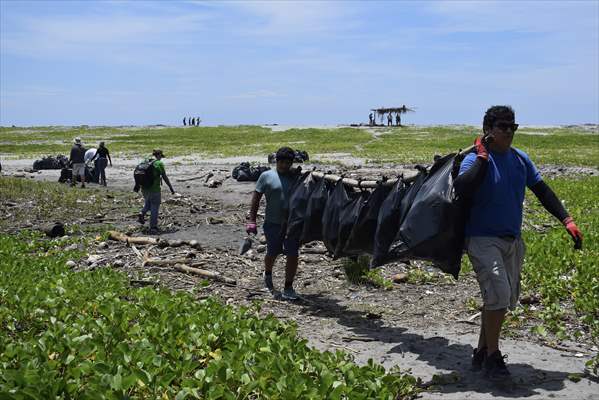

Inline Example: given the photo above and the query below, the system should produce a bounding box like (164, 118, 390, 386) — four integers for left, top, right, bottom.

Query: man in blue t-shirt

(454, 106, 583, 381)
(246, 147, 301, 300)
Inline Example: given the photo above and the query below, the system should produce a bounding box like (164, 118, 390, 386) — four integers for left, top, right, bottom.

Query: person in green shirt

(137, 149, 176, 234)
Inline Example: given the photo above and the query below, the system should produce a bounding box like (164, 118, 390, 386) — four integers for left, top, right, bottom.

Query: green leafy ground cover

(1, 125, 597, 166)
(0, 232, 420, 399)
(521, 176, 599, 373)
(0, 177, 139, 232)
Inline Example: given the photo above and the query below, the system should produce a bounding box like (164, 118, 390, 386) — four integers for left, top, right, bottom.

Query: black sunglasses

(494, 122, 519, 132)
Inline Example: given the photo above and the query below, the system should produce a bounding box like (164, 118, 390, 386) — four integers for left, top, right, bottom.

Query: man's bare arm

(248, 191, 262, 222)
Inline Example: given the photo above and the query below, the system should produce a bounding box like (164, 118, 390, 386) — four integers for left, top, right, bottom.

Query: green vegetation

(0, 232, 420, 399)
(0, 177, 139, 231)
(521, 176, 599, 342)
(341, 256, 394, 290)
(1, 125, 597, 166)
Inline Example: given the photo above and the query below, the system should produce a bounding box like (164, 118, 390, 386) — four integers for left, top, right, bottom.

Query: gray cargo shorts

(466, 236, 525, 311)
(72, 163, 85, 178)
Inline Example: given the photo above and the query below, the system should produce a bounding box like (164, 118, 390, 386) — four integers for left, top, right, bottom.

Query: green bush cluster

(0, 232, 420, 399)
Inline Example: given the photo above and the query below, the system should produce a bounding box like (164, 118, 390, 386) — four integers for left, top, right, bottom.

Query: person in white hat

(69, 137, 87, 188)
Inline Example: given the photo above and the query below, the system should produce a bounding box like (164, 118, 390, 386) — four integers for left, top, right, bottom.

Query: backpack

(134, 158, 156, 188)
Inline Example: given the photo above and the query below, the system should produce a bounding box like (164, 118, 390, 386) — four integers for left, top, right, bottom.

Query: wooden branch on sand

(108, 231, 159, 245)
(176, 172, 212, 183)
(143, 257, 191, 267)
(140, 254, 236, 285)
(108, 231, 202, 250)
(173, 263, 236, 285)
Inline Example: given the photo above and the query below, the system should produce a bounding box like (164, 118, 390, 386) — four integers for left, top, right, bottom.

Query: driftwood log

(108, 231, 159, 245)
(108, 231, 202, 250)
(139, 253, 236, 285)
(176, 172, 213, 183)
(305, 145, 475, 189)
(173, 263, 236, 285)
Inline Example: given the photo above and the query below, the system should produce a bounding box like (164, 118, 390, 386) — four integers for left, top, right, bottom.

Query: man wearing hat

(137, 149, 176, 234)
(69, 137, 87, 188)
(246, 146, 301, 300)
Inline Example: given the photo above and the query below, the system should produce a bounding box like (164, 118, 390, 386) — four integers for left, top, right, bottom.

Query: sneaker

(484, 350, 510, 381)
(148, 227, 160, 235)
(263, 272, 274, 292)
(471, 347, 487, 371)
(137, 213, 145, 225)
(281, 287, 299, 301)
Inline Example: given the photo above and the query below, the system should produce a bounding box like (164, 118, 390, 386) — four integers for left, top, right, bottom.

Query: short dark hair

(275, 146, 295, 161)
(152, 149, 164, 157)
(483, 105, 515, 133)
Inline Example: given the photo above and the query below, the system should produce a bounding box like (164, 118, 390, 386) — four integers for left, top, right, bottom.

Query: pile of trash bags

(268, 150, 309, 164)
(33, 155, 69, 170)
(283, 152, 469, 278)
(231, 162, 271, 182)
(58, 165, 99, 184)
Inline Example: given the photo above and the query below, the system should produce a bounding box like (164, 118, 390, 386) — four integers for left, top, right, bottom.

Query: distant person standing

(396, 112, 401, 126)
(136, 149, 176, 234)
(91, 142, 112, 186)
(369, 113, 374, 126)
(69, 137, 87, 188)
(183, 117, 187, 126)
(196, 117, 201, 126)
(387, 113, 392, 126)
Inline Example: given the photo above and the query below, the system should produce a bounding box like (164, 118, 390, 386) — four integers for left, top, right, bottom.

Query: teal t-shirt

(255, 169, 294, 224)
(143, 159, 165, 193)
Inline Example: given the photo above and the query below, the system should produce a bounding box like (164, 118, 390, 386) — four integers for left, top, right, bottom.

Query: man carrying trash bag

(454, 105, 583, 381)
(246, 147, 301, 300)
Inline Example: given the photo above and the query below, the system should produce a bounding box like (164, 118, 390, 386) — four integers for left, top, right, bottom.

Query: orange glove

(562, 217, 583, 249)
(474, 137, 489, 161)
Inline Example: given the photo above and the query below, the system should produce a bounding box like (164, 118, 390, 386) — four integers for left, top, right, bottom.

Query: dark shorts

(263, 222, 299, 257)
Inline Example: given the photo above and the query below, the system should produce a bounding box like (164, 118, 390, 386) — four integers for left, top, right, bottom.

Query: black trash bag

(87, 165, 98, 183)
(59, 168, 71, 183)
(286, 172, 318, 240)
(343, 184, 391, 256)
(267, 150, 310, 164)
(300, 176, 331, 243)
(371, 177, 411, 267)
(334, 190, 370, 259)
(296, 150, 309, 162)
(231, 162, 270, 182)
(231, 162, 250, 179)
(322, 180, 352, 254)
(65, 165, 98, 183)
(387, 153, 467, 279)
(33, 154, 69, 170)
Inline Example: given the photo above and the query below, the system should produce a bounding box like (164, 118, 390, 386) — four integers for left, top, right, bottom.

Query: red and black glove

(562, 217, 583, 249)
(474, 137, 489, 161)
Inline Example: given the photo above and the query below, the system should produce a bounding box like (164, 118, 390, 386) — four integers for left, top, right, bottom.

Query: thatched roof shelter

(371, 106, 415, 116)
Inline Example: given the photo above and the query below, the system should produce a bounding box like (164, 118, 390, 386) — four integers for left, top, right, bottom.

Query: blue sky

(1, 0, 598, 126)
